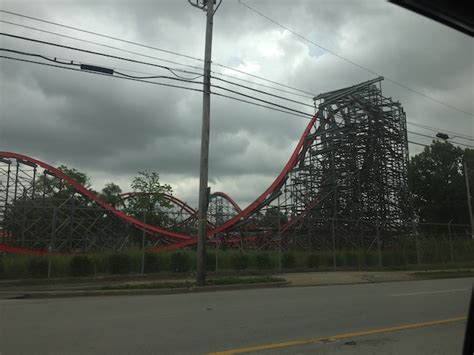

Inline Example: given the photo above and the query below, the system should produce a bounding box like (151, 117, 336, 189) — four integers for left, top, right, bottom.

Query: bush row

(1, 242, 473, 279)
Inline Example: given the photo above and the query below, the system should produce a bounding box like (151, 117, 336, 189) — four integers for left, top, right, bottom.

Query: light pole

(189, 0, 216, 285)
(437, 132, 474, 240)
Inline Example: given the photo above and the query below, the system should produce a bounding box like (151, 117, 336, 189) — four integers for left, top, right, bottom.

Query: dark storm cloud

(1, 0, 472, 207)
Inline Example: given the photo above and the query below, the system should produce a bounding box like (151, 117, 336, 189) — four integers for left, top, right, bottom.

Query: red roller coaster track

(0, 113, 319, 254)
(152, 113, 319, 251)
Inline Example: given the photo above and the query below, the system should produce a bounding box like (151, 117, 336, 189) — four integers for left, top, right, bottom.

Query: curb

(0, 281, 290, 300)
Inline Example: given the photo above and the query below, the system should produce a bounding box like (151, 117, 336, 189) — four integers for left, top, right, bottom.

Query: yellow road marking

(208, 316, 467, 354)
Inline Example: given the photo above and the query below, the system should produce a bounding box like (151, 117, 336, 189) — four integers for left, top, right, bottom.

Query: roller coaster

(0, 77, 414, 255)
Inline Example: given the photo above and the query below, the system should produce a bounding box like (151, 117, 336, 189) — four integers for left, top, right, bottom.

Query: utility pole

(437, 132, 474, 240)
(464, 161, 474, 239)
(189, 0, 215, 285)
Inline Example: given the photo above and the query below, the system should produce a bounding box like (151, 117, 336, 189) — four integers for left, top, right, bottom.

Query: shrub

(320, 252, 334, 267)
(344, 251, 359, 267)
(170, 252, 192, 272)
(255, 253, 272, 269)
(334, 252, 343, 267)
(306, 254, 319, 268)
(206, 253, 216, 271)
(405, 249, 419, 265)
(69, 255, 94, 277)
(144, 253, 161, 273)
(0, 257, 4, 278)
(231, 253, 249, 270)
(383, 250, 406, 267)
(281, 253, 296, 269)
(28, 257, 48, 278)
(362, 252, 378, 267)
(108, 253, 133, 275)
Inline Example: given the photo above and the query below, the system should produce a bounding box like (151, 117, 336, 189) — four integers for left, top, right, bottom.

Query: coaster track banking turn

(0, 112, 321, 254)
(154, 113, 321, 251)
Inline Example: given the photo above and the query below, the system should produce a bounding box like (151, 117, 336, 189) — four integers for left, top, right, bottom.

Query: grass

(99, 276, 285, 290)
(101, 281, 193, 290)
(206, 276, 285, 285)
(1, 237, 473, 280)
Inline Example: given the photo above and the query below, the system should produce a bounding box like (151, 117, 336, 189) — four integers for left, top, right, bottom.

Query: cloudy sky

(1, 0, 473, 208)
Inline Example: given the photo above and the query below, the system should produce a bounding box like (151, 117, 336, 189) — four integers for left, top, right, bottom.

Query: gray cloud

(1, 0, 473, 208)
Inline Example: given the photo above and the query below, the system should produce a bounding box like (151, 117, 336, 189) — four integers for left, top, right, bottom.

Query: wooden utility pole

(189, 0, 215, 285)
(464, 161, 474, 239)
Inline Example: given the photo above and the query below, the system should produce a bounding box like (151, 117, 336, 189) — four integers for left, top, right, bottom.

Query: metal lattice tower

(305, 77, 411, 239)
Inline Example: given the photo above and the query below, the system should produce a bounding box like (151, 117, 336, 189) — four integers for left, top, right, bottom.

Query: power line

(1, 54, 451, 148)
(0, 54, 313, 120)
(408, 121, 474, 141)
(0, 9, 204, 63)
(0, 10, 316, 98)
(0, 54, 205, 92)
(407, 130, 474, 148)
(4, 21, 471, 140)
(0, 32, 204, 81)
(408, 140, 429, 147)
(0, 19, 315, 100)
(0, 19, 206, 71)
(0, 39, 314, 112)
(211, 75, 314, 109)
(238, 0, 474, 119)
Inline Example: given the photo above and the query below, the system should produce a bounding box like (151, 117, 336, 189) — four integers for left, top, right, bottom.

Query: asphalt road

(0, 277, 472, 355)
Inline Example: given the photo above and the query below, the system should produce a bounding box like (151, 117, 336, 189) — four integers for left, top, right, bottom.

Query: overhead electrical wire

(3, 23, 471, 143)
(0, 55, 205, 93)
(0, 32, 205, 81)
(0, 14, 471, 144)
(3, 7, 473, 117)
(0, 53, 455, 148)
(2, 48, 471, 148)
(408, 140, 429, 147)
(2, 9, 471, 125)
(0, 54, 313, 120)
(0, 19, 315, 100)
(407, 130, 474, 149)
(0, 10, 316, 98)
(237, 0, 474, 119)
(407, 121, 474, 141)
(0, 38, 314, 110)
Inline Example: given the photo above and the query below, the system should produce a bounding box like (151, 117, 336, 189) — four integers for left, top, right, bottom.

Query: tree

(409, 141, 472, 224)
(255, 206, 288, 228)
(32, 164, 92, 202)
(99, 182, 122, 207)
(128, 170, 173, 227)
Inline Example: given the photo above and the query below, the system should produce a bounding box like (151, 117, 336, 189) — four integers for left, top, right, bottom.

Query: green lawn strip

(99, 276, 285, 290)
(206, 276, 285, 285)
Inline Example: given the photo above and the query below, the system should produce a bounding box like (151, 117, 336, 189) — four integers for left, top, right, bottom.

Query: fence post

(448, 220, 454, 263)
(415, 226, 421, 265)
(141, 213, 146, 275)
(376, 219, 382, 269)
(277, 194, 282, 273)
(47, 207, 57, 279)
(215, 239, 218, 273)
(332, 216, 336, 268)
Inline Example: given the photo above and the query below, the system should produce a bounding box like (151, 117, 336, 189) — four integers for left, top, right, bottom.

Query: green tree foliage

(34, 165, 92, 201)
(128, 170, 173, 228)
(254, 206, 288, 228)
(99, 182, 122, 207)
(410, 141, 473, 224)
